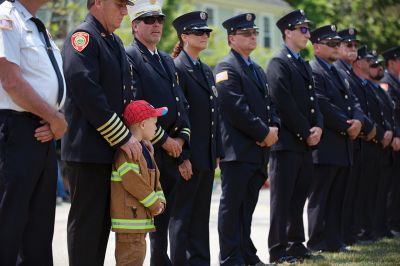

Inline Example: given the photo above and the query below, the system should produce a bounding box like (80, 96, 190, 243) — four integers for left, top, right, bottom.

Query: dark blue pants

(150, 150, 180, 266)
(268, 151, 313, 261)
(341, 146, 362, 245)
(66, 162, 111, 266)
(170, 169, 214, 266)
(388, 152, 400, 231)
(354, 141, 380, 237)
(307, 164, 349, 251)
(0, 111, 57, 266)
(218, 161, 267, 266)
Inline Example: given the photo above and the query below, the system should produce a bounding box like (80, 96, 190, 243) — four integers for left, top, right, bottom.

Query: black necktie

(249, 63, 261, 85)
(331, 65, 342, 83)
(153, 53, 167, 74)
(30, 17, 64, 106)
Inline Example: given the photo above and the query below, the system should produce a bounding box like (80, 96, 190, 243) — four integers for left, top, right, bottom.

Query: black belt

(0, 109, 41, 120)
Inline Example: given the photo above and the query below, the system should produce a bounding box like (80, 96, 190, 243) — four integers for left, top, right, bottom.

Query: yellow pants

(115, 233, 146, 266)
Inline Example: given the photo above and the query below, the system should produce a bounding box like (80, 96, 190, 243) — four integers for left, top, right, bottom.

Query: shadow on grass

(301, 237, 400, 265)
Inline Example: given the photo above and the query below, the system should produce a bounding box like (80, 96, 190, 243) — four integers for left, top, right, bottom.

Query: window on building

(205, 7, 215, 25)
(263, 16, 271, 48)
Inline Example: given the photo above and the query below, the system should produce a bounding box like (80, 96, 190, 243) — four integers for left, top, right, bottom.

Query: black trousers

(268, 151, 313, 261)
(388, 152, 400, 231)
(169, 169, 214, 266)
(372, 150, 392, 238)
(0, 111, 57, 266)
(341, 146, 362, 245)
(218, 161, 267, 266)
(65, 162, 111, 266)
(307, 164, 349, 251)
(354, 142, 380, 236)
(150, 150, 180, 266)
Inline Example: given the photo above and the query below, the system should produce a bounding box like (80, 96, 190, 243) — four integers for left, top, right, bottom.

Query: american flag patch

(0, 19, 12, 30)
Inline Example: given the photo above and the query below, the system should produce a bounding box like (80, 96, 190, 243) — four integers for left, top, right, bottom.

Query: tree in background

(286, 0, 400, 55)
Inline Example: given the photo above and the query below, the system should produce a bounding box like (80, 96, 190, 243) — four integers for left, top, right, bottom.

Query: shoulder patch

(71, 32, 90, 52)
(216, 71, 229, 84)
(380, 83, 389, 91)
(0, 19, 13, 30)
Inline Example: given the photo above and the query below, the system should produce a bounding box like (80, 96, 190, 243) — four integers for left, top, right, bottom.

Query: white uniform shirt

(0, 0, 66, 111)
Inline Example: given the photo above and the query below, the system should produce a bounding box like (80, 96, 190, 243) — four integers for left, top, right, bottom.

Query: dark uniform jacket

(174, 51, 224, 170)
(334, 60, 375, 138)
(214, 49, 280, 164)
(62, 14, 132, 164)
(381, 71, 400, 138)
(266, 47, 323, 152)
(310, 57, 364, 166)
(126, 40, 190, 163)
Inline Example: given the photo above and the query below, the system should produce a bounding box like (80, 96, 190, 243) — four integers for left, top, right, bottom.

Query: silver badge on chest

(212, 85, 218, 97)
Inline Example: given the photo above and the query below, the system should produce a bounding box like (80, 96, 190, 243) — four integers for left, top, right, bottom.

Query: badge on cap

(71, 32, 90, 52)
(0, 19, 13, 30)
(200, 12, 207, 20)
(300, 9, 305, 15)
(349, 28, 355, 35)
(246, 13, 252, 21)
(331, 25, 336, 31)
(212, 85, 218, 97)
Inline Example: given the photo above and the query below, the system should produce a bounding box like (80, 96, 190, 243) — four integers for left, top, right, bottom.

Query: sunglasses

(140, 16, 165, 25)
(234, 30, 259, 37)
(343, 42, 359, 48)
(319, 40, 341, 48)
(294, 26, 310, 34)
(369, 63, 382, 68)
(185, 30, 211, 37)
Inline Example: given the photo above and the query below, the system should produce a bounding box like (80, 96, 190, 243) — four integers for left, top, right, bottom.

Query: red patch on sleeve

(71, 32, 89, 52)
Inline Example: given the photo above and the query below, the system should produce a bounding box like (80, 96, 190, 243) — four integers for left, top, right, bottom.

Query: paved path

(53, 183, 285, 265)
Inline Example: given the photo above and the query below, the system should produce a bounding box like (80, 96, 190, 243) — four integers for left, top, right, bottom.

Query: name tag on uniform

(216, 71, 228, 84)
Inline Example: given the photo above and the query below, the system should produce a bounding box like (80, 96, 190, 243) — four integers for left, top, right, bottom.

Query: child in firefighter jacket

(111, 100, 168, 266)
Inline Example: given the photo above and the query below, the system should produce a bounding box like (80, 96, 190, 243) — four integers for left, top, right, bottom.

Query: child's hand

(153, 202, 165, 216)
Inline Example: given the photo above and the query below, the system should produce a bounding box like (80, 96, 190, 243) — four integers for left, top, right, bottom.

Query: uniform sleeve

(313, 72, 351, 133)
(0, 16, 21, 66)
(215, 62, 269, 142)
(62, 31, 130, 148)
(114, 156, 163, 214)
(266, 58, 312, 140)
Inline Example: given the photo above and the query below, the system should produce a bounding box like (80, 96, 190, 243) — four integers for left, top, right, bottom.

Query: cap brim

(296, 19, 313, 26)
(190, 25, 213, 32)
(138, 11, 165, 19)
(154, 107, 168, 117)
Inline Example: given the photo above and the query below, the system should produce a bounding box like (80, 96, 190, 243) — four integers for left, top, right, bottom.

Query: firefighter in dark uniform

(351, 46, 389, 242)
(125, 1, 191, 265)
(215, 13, 280, 266)
(307, 25, 364, 252)
(381, 46, 400, 236)
(266, 10, 323, 263)
(61, 1, 141, 265)
(170, 11, 224, 265)
(0, 0, 67, 264)
(365, 53, 396, 239)
(334, 28, 377, 245)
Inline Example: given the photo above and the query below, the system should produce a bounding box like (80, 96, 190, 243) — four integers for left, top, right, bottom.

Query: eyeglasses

(369, 63, 382, 68)
(319, 40, 341, 48)
(234, 30, 259, 37)
(140, 16, 165, 25)
(343, 42, 359, 49)
(294, 26, 310, 34)
(185, 30, 211, 37)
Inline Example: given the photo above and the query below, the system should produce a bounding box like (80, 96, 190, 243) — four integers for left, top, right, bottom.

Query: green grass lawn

(302, 237, 400, 265)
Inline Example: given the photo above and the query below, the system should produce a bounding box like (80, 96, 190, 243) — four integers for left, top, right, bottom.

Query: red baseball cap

(123, 100, 168, 125)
